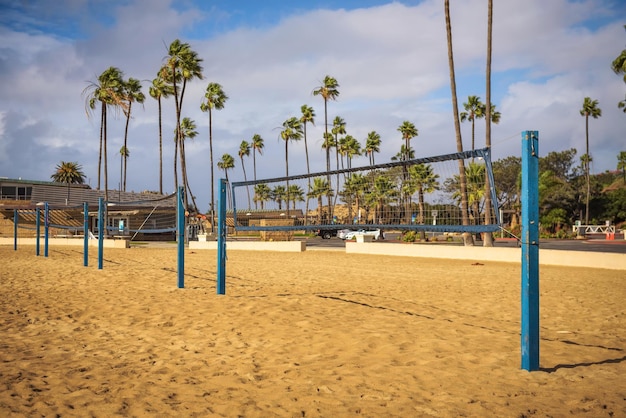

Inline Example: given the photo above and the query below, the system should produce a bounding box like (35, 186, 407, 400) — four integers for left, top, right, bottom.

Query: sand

(1, 245, 625, 417)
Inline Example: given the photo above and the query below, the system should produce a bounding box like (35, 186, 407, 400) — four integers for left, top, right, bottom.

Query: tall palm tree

(251, 134, 264, 182)
(238, 140, 251, 208)
(579, 97, 602, 224)
(164, 39, 204, 211)
(313, 76, 340, 173)
(280, 117, 303, 216)
(460, 95, 485, 152)
(445, 0, 473, 246)
(397, 121, 418, 223)
(200, 82, 228, 230)
(149, 71, 174, 194)
(178, 117, 198, 194)
(299, 105, 315, 175)
(365, 131, 381, 165)
(121, 77, 145, 191)
(313, 76, 340, 223)
(50, 161, 86, 204)
(217, 153, 235, 209)
(83, 66, 125, 201)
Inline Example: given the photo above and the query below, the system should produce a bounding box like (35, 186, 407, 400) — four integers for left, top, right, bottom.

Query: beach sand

(1, 245, 624, 417)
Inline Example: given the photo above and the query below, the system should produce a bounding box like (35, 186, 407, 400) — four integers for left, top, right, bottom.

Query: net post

(98, 197, 104, 270)
(36, 207, 41, 256)
(217, 178, 227, 295)
(13, 209, 18, 251)
(521, 130, 540, 371)
(83, 202, 89, 267)
(177, 186, 185, 289)
(44, 202, 49, 258)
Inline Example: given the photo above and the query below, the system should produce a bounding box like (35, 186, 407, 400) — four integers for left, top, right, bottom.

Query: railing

(572, 224, 616, 234)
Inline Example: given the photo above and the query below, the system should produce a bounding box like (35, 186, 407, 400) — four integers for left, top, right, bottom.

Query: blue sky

(0, 0, 624, 212)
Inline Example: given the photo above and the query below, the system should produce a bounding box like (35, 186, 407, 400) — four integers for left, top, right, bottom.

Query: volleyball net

(230, 147, 500, 234)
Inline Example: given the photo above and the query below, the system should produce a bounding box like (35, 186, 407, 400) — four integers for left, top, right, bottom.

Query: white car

(337, 229, 357, 239)
(343, 228, 381, 240)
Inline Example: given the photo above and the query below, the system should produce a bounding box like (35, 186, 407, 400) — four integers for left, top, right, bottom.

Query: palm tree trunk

(483, 0, 495, 247)
(445, 0, 473, 246)
(209, 109, 216, 232)
(158, 97, 164, 194)
(585, 114, 590, 225)
(304, 123, 311, 226)
(97, 105, 104, 190)
(123, 102, 132, 191)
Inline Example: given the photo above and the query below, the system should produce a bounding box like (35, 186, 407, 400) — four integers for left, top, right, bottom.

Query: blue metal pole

(83, 202, 89, 267)
(44, 202, 49, 258)
(98, 197, 104, 270)
(217, 178, 227, 295)
(521, 130, 540, 371)
(36, 207, 41, 256)
(13, 209, 18, 251)
(177, 186, 185, 288)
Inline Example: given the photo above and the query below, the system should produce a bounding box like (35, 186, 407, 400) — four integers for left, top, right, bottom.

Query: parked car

(316, 228, 338, 239)
(337, 228, 357, 239)
(343, 228, 382, 240)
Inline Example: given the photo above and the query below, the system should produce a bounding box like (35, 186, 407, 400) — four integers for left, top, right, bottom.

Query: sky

(0, 0, 624, 212)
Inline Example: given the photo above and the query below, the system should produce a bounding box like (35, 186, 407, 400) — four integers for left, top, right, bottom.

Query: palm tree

(300, 105, 315, 224)
(397, 121, 418, 161)
(149, 71, 174, 194)
(280, 117, 303, 215)
(50, 161, 86, 204)
(445, 0, 473, 246)
(313, 76, 339, 222)
(164, 40, 204, 211)
(611, 25, 626, 85)
(83, 66, 125, 201)
(200, 82, 228, 229)
(271, 185, 287, 210)
(460, 95, 485, 152)
(308, 177, 332, 223)
(409, 163, 440, 240)
(365, 131, 381, 165)
(288, 184, 305, 210)
(313, 76, 340, 173)
(238, 140, 251, 208)
(251, 134, 265, 180)
(217, 153, 235, 209)
(618, 151, 626, 182)
(120, 77, 144, 192)
(344, 135, 361, 170)
(253, 184, 272, 209)
(579, 97, 602, 224)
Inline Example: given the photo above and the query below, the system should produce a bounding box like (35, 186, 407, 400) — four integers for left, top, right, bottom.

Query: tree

(300, 105, 315, 224)
(618, 151, 626, 182)
(251, 134, 264, 209)
(200, 82, 228, 229)
(580, 97, 602, 224)
(149, 71, 174, 194)
(83, 66, 125, 201)
(445, 0, 473, 245)
(397, 121, 418, 161)
(308, 177, 332, 223)
(408, 163, 440, 240)
(365, 131, 381, 165)
(460, 95, 485, 152)
(217, 153, 235, 209)
(313, 76, 340, 222)
(271, 185, 287, 210)
(239, 140, 251, 208)
(397, 121, 418, 224)
(611, 25, 626, 111)
(50, 161, 86, 204)
(164, 39, 204, 212)
(121, 77, 145, 192)
(288, 184, 305, 210)
(253, 184, 272, 209)
(280, 117, 303, 216)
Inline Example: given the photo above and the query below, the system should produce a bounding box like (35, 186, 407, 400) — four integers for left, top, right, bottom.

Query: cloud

(0, 0, 624, 212)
